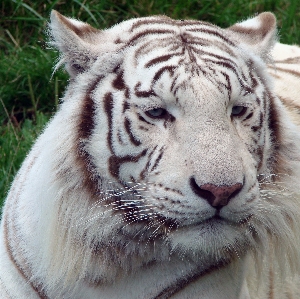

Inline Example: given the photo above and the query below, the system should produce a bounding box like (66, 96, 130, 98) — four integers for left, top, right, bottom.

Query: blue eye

(145, 108, 167, 118)
(231, 106, 247, 117)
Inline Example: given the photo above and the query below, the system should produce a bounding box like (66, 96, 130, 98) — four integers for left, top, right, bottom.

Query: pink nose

(190, 178, 243, 209)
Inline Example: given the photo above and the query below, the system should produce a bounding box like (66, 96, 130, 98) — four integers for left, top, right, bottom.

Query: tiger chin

(1, 10, 300, 299)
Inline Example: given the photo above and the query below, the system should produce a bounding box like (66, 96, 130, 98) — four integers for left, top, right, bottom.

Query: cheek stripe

(76, 76, 105, 199)
(108, 149, 147, 178)
(124, 117, 142, 146)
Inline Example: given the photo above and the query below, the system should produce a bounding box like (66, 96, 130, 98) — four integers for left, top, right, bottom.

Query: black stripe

(274, 56, 300, 64)
(140, 146, 158, 179)
(4, 211, 49, 299)
(269, 65, 300, 78)
(203, 58, 238, 78)
(193, 28, 236, 46)
(153, 260, 230, 299)
(201, 50, 238, 66)
(138, 114, 154, 125)
(123, 101, 130, 112)
(244, 112, 253, 121)
(266, 89, 281, 176)
(117, 129, 124, 145)
(153, 66, 176, 82)
(124, 117, 141, 146)
(139, 125, 149, 131)
(113, 69, 130, 98)
(134, 39, 180, 61)
(247, 59, 259, 89)
(145, 54, 175, 68)
(78, 76, 104, 140)
(103, 92, 114, 153)
(150, 148, 164, 172)
(112, 69, 125, 90)
(170, 74, 179, 93)
(130, 17, 174, 31)
(130, 18, 216, 31)
(220, 71, 232, 98)
(180, 20, 217, 28)
(134, 82, 156, 97)
(179, 34, 235, 56)
(180, 33, 196, 62)
(128, 29, 175, 45)
(76, 77, 106, 200)
(109, 149, 147, 178)
(279, 95, 300, 113)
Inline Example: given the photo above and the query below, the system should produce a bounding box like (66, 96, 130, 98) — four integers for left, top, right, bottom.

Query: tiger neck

(82, 255, 250, 299)
(158, 258, 251, 299)
(144, 256, 250, 299)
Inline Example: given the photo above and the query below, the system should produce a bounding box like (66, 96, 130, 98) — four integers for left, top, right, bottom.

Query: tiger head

(46, 11, 300, 287)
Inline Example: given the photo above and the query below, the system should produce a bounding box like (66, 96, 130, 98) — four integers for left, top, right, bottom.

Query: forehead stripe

(145, 54, 176, 68)
(130, 18, 217, 31)
(128, 29, 175, 45)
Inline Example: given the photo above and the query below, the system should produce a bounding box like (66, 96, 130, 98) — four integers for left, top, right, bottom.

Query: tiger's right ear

(227, 12, 277, 62)
(49, 10, 101, 77)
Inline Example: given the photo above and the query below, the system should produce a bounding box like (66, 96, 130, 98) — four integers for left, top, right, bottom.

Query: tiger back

(1, 11, 300, 299)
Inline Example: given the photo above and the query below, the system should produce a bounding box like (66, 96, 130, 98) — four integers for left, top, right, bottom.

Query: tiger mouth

(176, 212, 253, 230)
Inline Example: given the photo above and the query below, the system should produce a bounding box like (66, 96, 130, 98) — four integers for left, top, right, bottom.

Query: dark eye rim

(231, 105, 248, 117)
(145, 107, 168, 119)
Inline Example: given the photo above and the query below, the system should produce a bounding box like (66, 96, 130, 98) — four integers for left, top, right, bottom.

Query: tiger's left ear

(227, 12, 277, 61)
(49, 10, 101, 77)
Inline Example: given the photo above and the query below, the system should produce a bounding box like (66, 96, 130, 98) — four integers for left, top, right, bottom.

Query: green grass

(0, 111, 49, 203)
(1, 0, 300, 206)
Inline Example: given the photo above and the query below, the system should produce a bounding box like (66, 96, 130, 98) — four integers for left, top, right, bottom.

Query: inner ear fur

(49, 10, 101, 76)
(227, 12, 277, 62)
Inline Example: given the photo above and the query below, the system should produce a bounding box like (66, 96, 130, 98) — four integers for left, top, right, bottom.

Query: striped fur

(1, 11, 300, 298)
(268, 43, 300, 127)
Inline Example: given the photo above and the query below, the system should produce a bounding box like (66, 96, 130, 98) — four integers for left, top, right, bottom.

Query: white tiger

(1, 10, 300, 299)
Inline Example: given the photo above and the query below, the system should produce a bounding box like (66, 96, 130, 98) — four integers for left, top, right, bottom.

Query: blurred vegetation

(1, 0, 300, 205)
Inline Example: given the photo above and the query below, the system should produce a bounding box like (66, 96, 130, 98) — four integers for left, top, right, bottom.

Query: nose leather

(199, 183, 243, 207)
(190, 178, 243, 209)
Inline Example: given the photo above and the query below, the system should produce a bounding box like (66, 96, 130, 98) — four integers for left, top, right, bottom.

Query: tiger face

(5, 11, 296, 297)
(58, 12, 278, 262)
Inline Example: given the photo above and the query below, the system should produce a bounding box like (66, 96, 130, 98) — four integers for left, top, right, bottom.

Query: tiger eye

(231, 106, 247, 117)
(145, 108, 167, 119)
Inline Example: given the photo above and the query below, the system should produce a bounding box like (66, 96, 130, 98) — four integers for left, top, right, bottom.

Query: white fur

(1, 12, 300, 299)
